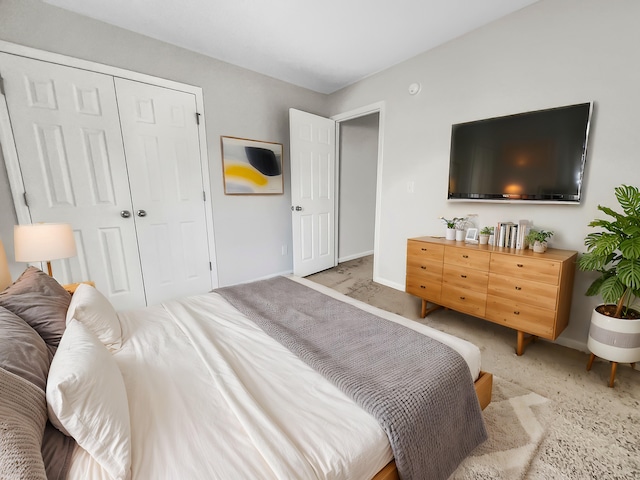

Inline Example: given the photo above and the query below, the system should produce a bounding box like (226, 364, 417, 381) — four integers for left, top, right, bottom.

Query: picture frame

(221, 136, 284, 195)
(465, 228, 479, 243)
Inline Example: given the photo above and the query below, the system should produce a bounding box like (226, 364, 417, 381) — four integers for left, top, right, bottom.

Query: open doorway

(336, 112, 380, 281)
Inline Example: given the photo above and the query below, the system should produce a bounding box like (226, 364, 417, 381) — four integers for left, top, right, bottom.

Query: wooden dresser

(406, 236, 577, 355)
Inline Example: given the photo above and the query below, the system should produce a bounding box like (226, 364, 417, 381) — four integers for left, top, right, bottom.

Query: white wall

(328, 0, 640, 351)
(338, 113, 379, 261)
(0, 0, 329, 287)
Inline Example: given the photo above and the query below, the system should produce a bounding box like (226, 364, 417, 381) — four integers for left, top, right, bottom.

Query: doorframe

(331, 101, 385, 283)
(0, 40, 219, 288)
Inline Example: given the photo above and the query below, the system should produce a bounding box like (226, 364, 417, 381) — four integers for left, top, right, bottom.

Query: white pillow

(65, 283, 122, 351)
(47, 319, 131, 480)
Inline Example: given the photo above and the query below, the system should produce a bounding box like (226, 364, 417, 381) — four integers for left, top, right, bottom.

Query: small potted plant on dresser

(578, 184, 640, 387)
(479, 226, 493, 245)
(525, 229, 554, 253)
(440, 216, 464, 240)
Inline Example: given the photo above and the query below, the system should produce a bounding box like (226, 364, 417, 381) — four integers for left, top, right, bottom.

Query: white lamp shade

(0, 239, 11, 291)
(14, 223, 77, 262)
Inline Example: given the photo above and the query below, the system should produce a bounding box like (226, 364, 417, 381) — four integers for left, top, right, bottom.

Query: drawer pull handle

(421, 248, 427, 251)
(516, 263, 523, 268)
(515, 286, 522, 290)
(461, 274, 467, 278)
(462, 255, 469, 258)
(514, 311, 520, 315)
(421, 266, 427, 269)
(460, 296, 466, 300)
(420, 285, 426, 289)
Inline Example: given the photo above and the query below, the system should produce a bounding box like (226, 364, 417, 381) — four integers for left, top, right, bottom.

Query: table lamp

(14, 223, 77, 277)
(0, 238, 11, 291)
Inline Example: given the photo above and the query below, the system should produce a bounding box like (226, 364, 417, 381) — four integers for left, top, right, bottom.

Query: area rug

(449, 376, 552, 480)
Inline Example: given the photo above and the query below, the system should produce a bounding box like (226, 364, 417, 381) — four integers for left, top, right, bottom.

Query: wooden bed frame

(371, 371, 493, 480)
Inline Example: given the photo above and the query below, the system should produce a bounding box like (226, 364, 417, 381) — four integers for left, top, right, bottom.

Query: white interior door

(0, 53, 146, 310)
(114, 78, 212, 306)
(289, 108, 336, 277)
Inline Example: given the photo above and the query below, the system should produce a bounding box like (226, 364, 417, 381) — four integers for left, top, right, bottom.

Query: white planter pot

(479, 234, 490, 245)
(588, 307, 640, 364)
(445, 228, 456, 240)
(455, 229, 465, 241)
(532, 241, 547, 253)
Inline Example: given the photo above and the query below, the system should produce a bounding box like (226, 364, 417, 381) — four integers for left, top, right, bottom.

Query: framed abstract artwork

(220, 136, 284, 195)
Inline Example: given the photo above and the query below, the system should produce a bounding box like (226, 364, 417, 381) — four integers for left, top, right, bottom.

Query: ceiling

(43, 0, 538, 94)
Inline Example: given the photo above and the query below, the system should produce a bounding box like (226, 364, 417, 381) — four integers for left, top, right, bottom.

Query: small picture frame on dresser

(465, 228, 479, 244)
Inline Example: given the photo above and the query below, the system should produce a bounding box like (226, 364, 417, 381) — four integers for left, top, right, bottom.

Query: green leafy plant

(578, 184, 640, 318)
(439, 216, 465, 229)
(480, 226, 494, 235)
(525, 229, 554, 244)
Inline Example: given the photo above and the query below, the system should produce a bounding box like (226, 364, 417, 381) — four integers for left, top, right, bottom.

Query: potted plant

(578, 184, 640, 387)
(440, 216, 464, 241)
(479, 226, 493, 245)
(525, 229, 554, 253)
(454, 217, 468, 241)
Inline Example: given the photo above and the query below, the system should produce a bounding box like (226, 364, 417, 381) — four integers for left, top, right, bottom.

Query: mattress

(67, 277, 482, 480)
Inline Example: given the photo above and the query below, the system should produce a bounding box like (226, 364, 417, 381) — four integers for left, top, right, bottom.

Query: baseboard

(549, 336, 589, 354)
(373, 276, 405, 291)
(338, 250, 374, 263)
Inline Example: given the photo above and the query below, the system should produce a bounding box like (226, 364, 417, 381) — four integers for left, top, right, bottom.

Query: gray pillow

(0, 366, 48, 480)
(0, 306, 51, 391)
(0, 267, 71, 353)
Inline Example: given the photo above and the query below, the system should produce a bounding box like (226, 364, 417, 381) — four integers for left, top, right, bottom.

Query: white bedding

(68, 277, 481, 480)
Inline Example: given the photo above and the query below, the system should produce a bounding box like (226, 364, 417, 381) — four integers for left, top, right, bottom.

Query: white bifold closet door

(0, 53, 212, 310)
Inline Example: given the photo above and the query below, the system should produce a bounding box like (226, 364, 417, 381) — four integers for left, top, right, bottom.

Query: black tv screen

(448, 102, 593, 202)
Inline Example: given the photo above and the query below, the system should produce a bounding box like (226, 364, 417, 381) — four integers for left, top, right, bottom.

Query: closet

(0, 52, 215, 310)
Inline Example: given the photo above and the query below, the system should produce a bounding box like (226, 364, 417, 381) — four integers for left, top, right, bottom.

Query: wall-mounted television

(448, 102, 593, 203)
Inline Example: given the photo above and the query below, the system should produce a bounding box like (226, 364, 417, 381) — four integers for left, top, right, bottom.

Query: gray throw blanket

(215, 277, 487, 480)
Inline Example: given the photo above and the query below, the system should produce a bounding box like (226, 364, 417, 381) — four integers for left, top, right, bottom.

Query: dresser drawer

(441, 285, 486, 317)
(407, 274, 441, 303)
(488, 273, 558, 310)
(407, 240, 445, 262)
(443, 264, 488, 292)
(485, 294, 555, 338)
(489, 254, 560, 285)
(444, 247, 490, 271)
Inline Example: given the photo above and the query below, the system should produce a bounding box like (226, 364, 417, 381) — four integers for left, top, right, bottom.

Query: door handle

(291, 206, 303, 212)
(136, 210, 147, 217)
(120, 210, 131, 218)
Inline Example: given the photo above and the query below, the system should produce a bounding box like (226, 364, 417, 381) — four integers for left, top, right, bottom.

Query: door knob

(120, 210, 131, 218)
(136, 210, 147, 217)
(290, 206, 303, 212)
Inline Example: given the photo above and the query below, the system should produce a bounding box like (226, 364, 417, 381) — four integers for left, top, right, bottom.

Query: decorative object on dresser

(478, 227, 493, 245)
(525, 229, 554, 253)
(440, 216, 463, 241)
(406, 236, 578, 355)
(578, 184, 640, 387)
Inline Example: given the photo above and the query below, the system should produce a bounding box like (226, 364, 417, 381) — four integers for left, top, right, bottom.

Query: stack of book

(495, 220, 531, 249)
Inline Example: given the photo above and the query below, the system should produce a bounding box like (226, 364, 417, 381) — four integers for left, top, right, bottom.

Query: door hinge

(195, 112, 201, 125)
(203, 190, 206, 202)
(23, 191, 28, 208)
(209, 261, 212, 271)
(0, 75, 5, 96)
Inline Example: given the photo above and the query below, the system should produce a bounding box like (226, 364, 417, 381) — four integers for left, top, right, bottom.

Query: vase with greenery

(578, 184, 640, 319)
(479, 226, 493, 245)
(578, 184, 640, 386)
(525, 229, 554, 252)
(440, 216, 464, 240)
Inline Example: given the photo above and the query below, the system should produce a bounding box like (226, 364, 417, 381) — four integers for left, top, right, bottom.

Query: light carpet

(450, 376, 551, 480)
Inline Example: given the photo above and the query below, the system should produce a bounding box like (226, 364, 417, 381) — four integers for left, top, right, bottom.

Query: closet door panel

(0, 53, 146, 310)
(114, 78, 212, 306)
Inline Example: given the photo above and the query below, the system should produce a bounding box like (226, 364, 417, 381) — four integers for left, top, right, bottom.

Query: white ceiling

(43, 0, 538, 94)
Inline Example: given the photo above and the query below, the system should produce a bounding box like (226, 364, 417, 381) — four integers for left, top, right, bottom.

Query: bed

(0, 267, 492, 480)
